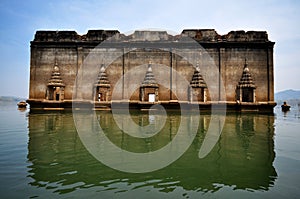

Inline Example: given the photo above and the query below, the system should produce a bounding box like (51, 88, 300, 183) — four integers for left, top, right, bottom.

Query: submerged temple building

(27, 29, 276, 112)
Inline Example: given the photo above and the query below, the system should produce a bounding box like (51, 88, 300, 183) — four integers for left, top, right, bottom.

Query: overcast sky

(0, 0, 299, 98)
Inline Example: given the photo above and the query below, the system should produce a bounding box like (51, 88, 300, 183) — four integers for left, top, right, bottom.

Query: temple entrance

(56, 93, 60, 101)
(96, 92, 107, 102)
(95, 89, 110, 102)
(140, 87, 158, 102)
(189, 87, 206, 102)
(242, 88, 254, 102)
(47, 86, 64, 101)
(148, 93, 155, 102)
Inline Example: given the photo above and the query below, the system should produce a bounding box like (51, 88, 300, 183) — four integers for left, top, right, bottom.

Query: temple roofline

(32, 29, 273, 43)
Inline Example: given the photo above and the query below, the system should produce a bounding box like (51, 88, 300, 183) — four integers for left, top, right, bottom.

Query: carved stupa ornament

(95, 64, 111, 88)
(190, 63, 207, 88)
(47, 62, 65, 87)
(237, 59, 256, 88)
(141, 62, 159, 88)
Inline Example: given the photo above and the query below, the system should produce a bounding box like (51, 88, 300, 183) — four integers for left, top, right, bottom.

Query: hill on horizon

(275, 89, 300, 100)
(275, 89, 300, 105)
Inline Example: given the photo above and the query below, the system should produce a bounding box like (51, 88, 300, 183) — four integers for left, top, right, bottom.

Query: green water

(0, 103, 300, 198)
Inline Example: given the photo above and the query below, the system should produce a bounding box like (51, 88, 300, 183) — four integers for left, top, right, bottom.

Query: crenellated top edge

(182, 29, 269, 42)
(33, 30, 120, 42)
(32, 29, 271, 43)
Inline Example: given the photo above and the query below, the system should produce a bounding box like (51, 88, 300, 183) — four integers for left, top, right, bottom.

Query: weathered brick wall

(29, 29, 275, 103)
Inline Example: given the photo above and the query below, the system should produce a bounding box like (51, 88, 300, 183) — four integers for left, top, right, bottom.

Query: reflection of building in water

(27, 29, 276, 112)
(186, 113, 277, 191)
(27, 112, 276, 195)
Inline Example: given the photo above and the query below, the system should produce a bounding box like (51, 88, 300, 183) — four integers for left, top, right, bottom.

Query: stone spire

(95, 64, 111, 87)
(190, 63, 207, 88)
(47, 61, 65, 87)
(141, 62, 158, 87)
(237, 59, 256, 88)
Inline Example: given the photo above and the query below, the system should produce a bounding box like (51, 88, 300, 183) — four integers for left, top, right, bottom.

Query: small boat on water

(17, 101, 27, 108)
(281, 101, 290, 112)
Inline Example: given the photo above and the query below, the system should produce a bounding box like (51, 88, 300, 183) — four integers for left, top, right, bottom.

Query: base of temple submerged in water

(27, 99, 276, 112)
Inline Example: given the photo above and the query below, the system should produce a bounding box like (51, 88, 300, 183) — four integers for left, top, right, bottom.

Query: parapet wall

(181, 29, 269, 42)
(33, 30, 120, 42)
(32, 29, 269, 43)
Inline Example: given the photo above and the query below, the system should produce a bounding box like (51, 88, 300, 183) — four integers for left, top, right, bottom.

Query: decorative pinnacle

(54, 60, 59, 72)
(244, 58, 248, 68)
(100, 64, 105, 72)
(196, 62, 200, 72)
(190, 62, 207, 88)
(95, 64, 110, 87)
(243, 58, 249, 72)
(238, 58, 256, 88)
(47, 61, 65, 87)
(148, 61, 153, 72)
(141, 61, 158, 87)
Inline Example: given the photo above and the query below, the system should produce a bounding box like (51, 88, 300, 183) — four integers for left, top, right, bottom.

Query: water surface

(0, 103, 299, 198)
